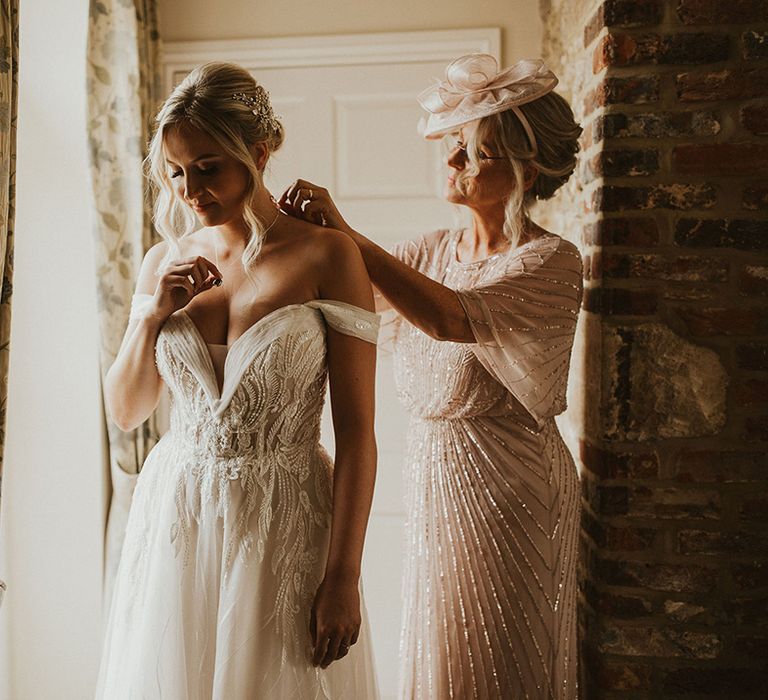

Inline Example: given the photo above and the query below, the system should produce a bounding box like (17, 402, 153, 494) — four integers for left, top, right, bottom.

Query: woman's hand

(310, 575, 361, 668)
(148, 256, 222, 323)
(279, 179, 351, 234)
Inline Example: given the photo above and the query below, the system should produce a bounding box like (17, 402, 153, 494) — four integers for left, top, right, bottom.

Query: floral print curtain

(0, 0, 17, 609)
(86, 0, 161, 609)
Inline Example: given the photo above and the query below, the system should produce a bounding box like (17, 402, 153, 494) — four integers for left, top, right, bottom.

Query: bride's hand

(310, 575, 361, 668)
(279, 179, 351, 234)
(149, 256, 223, 322)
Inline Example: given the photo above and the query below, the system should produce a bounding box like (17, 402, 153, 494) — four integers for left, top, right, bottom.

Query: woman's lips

(192, 202, 214, 212)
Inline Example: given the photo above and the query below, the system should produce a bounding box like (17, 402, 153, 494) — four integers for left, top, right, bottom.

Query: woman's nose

(447, 147, 466, 170)
(184, 173, 203, 201)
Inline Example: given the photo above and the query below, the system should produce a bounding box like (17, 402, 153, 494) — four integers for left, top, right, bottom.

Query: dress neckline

(450, 229, 560, 269)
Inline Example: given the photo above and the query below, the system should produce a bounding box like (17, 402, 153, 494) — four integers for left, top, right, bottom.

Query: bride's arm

(104, 244, 168, 432)
(310, 230, 377, 668)
(104, 242, 220, 431)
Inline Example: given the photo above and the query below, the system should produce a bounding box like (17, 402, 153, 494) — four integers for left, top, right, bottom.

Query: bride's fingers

(303, 201, 328, 226)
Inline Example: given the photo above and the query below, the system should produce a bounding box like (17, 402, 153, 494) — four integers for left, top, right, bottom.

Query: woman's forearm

(349, 231, 474, 342)
(104, 316, 165, 431)
(323, 434, 377, 582)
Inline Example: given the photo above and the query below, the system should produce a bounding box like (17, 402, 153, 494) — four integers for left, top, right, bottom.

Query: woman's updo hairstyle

(463, 90, 582, 247)
(146, 61, 285, 272)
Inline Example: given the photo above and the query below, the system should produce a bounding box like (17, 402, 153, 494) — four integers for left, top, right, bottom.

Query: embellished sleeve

(455, 237, 583, 424)
(307, 300, 380, 344)
(129, 293, 155, 322)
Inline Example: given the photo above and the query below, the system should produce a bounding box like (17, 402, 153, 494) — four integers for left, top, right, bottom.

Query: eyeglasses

(451, 140, 506, 161)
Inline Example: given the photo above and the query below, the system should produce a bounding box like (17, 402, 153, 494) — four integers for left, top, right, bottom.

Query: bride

(95, 62, 380, 699)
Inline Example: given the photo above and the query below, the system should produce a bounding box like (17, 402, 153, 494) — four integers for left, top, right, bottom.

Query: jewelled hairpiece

(232, 87, 281, 134)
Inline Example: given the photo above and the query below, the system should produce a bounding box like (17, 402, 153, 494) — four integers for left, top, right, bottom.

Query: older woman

(283, 54, 583, 699)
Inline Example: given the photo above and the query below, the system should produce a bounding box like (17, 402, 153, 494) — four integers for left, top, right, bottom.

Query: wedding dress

(95, 297, 380, 700)
(388, 230, 582, 699)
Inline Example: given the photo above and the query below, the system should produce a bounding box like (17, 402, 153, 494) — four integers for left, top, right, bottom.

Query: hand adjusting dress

(95, 299, 380, 700)
(389, 230, 582, 700)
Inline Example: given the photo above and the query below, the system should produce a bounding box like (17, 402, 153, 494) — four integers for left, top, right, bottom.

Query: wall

(0, 1, 107, 698)
(541, 0, 768, 696)
(159, 0, 542, 64)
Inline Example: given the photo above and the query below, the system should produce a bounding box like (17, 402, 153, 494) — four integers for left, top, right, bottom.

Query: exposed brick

(663, 599, 711, 623)
(604, 525, 657, 552)
(675, 219, 768, 250)
(735, 378, 768, 404)
(738, 342, 768, 370)
(580, 443, 660, 478)
(678, 528, 768, 555)
(598, 624, 722, 658)
(741, 101, 768, 135)
(663, 667, 766, 694)
(598, 485, 630, 514)
(595, 32, 730, 71)
(676, 306, 765, 336)
(733, 635, 768, 658)
(743, 30, 768, 61)
(584, 75, 660, 113)
(742, 184, 768, 209)
(741, 265, 768, 294)
(598, 592, 654, 617)
(744, 414, 768, 442)
(603, 254, 728, 282)
(598, 559, 718, 592)
(591, 148, 659, 177)
(732, 561, 768, 591)
(597, 661, 653, 690)
(739, 491, 768, 519)
(673, 450, 768, 482)
(725, 595, 768, 626)
(677, 0, 768, 25)
(599, 183, 716, 211)
(583, 287, 659, 315)
(584, 218, 660, 246)
(584, 0, 663, 47)
(597, 110, 721, 139)
(677, 67, 768, 101)
(627, 486, 721, 519)
(673, 144, 768, 176)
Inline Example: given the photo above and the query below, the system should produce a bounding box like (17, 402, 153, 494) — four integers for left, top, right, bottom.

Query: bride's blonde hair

(146, 61, 284, 272)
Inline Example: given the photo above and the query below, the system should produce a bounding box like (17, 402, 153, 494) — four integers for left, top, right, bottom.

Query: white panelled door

(163, 29, 500, 699)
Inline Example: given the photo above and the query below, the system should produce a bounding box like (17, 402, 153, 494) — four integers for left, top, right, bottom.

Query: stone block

(602, 323, 727, 440)
(597, 623, 722, 658)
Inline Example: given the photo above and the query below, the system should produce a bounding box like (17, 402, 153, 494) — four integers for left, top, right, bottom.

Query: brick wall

(540, 0, 768, 697)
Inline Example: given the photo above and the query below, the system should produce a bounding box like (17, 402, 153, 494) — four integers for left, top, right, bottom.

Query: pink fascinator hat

(418, 53, 558, 154)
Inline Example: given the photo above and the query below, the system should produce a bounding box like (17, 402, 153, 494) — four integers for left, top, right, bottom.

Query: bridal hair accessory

(232, 87, 281, 133)
(417, 54, 558, 155)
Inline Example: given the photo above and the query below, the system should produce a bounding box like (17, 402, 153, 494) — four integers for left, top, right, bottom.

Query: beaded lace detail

(124, 298, 378, 662)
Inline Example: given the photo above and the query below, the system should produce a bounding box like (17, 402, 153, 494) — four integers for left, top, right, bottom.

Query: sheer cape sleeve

(456, 236, 582, 425)
(306, 299, 380, 344)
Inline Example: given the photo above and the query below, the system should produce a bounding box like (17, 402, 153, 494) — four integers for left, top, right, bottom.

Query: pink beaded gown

(387, 229, 582, 700)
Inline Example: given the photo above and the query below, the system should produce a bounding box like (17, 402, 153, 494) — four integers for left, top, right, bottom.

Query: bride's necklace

(213, 208, 281, 298)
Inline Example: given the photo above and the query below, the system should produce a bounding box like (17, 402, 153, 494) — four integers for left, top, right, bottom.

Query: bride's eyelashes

(169, 165, 220, 179)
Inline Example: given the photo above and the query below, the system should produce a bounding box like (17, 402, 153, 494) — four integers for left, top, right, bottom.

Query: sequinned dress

(388, 230, 582, 700)
(95, 299, 380, 700)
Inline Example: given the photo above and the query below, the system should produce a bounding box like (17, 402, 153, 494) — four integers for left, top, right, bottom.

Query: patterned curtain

(0, 0, 17, 610)
(86, 0, 161, 610)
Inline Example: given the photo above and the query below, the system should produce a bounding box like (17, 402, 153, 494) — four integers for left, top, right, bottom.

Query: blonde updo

(459, 91, 582, 248)
(146, 61, 285, 272)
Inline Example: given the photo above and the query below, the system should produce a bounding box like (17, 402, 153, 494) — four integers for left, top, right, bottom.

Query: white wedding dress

(95, 296, 380, 700)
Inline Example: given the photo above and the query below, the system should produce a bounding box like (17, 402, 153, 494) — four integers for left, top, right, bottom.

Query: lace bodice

(127, 295, 379, 658)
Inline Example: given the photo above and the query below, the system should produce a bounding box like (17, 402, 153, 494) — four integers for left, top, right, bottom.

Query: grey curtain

(0, 0, 18, 609)
(86, 0, 161, 610)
